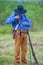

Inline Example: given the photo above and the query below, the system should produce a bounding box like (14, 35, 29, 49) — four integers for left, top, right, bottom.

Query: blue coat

(6, 14, 32, 31)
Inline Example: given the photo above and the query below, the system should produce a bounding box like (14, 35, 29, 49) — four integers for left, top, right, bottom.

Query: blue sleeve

(25, 17, 32, 27)
(6, 14, 15, 24)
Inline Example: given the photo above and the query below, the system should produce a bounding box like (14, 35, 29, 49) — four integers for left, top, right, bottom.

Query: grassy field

(0, 31, 43, 65)
(0, 1, 43, 65)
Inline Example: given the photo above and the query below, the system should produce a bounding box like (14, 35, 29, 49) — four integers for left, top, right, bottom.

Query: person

(6, 5, 32, 65)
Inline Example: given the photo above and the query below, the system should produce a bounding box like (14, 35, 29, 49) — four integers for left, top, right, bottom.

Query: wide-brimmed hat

(14, 5, 27, 14)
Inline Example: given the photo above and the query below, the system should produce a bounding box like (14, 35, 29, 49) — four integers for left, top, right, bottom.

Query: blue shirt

(6, 14, 32, 31)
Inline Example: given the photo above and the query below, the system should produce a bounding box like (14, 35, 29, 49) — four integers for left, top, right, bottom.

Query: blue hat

(14, 5, 27, 14)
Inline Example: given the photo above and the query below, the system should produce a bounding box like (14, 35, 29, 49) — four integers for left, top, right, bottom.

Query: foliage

(0, 25, 12, 34)
(0, 1, 43, 33)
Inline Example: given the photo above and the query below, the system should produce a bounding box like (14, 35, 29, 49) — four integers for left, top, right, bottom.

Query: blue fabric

(6, 14, 32, 31)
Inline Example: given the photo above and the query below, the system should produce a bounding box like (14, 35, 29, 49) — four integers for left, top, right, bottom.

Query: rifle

(28, 31, 39, 64)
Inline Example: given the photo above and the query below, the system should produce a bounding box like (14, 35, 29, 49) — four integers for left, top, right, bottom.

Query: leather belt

(13, 29, 27, 35)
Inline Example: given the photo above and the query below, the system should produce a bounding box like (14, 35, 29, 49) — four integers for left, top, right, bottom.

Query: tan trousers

(14, 30, 28, 65)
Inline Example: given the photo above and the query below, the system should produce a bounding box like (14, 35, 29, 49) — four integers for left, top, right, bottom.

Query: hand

(23, 22, 27, 25)
(15, 15, 20, 19)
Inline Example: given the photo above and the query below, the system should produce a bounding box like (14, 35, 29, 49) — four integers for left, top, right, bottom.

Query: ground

(0, 31, 43, 65)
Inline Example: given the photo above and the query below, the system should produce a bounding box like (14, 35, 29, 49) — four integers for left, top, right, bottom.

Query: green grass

(0, 56, 14, 65)
(0, 25, 12, 34)
(0, 31, 43, 65)
(30, 31, 43, 42)
(0, 1, 43, 65)
(3, 49, 14, 56)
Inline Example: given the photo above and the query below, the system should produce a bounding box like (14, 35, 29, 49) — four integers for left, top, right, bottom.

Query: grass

(0, 25, 12, 34)
(0, 1, 43, 65)
(0, 31, 43, 65)
(0, 56, 14, 65)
